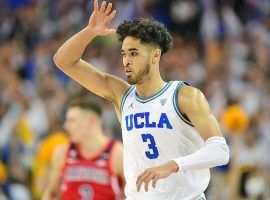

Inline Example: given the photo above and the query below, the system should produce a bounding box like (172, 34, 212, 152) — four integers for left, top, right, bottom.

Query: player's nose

(123, 58, 131, 67)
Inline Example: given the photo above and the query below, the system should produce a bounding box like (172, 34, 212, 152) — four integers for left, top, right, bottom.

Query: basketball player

(52, 1, 230, 199)
(42, 98, 124, 200)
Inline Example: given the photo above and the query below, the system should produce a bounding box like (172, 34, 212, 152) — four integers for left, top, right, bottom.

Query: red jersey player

(42, 98, 124, 200)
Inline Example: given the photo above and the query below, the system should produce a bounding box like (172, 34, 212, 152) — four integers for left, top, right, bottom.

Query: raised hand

(88, 0, 117, 36)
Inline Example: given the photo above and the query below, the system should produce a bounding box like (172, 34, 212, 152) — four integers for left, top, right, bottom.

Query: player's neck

(135, 74, 165, 100)
(78, 132, 109, 158)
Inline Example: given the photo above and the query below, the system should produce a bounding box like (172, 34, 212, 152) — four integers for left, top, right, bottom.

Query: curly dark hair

(116, 18, 172, 54)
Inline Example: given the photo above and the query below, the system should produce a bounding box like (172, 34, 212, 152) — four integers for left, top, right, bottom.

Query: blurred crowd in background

(0, 0, 270, 199)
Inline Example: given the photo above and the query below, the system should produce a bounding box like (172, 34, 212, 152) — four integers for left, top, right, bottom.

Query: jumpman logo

(128, 103, 134, 109)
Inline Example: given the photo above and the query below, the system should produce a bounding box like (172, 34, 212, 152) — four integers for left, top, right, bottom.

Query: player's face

(121, 36, 152, 85)
(64, 107, 94, 143)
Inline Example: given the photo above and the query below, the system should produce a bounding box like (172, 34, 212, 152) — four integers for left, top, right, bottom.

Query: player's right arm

(41, 145, 68, 200)
(53, 0, 129, 104)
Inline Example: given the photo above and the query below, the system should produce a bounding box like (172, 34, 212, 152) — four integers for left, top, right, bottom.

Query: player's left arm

(110, 141, 125, 181)
(136, 84, 229, 192)
(110, 141, 125, 196)
(172, 85, 230, 170)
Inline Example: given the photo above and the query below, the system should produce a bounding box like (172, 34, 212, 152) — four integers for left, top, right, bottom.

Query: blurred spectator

(31, 131, 68, 199)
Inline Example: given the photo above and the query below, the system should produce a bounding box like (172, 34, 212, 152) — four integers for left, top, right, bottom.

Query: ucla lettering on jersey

(125, 112, 173, 131)
(121, 81, 210, 200)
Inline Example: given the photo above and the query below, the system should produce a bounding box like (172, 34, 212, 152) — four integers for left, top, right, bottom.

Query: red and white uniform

(61, 140, 122, 200)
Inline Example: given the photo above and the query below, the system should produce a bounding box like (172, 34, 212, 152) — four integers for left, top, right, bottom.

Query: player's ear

(152, 48, 161, 64)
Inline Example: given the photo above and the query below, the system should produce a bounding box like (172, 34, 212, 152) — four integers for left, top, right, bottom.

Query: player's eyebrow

(121, 48, 139, 53)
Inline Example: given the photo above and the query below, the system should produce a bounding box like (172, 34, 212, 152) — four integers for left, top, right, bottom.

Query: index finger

(136, 174, 145, 192)
(136, 171, 149, 191)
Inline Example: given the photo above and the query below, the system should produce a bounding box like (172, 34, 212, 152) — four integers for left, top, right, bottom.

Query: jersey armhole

(172, 81, 194, 127)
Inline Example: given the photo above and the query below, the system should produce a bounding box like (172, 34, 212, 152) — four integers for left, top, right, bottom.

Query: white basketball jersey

(121, 81, 210, 200)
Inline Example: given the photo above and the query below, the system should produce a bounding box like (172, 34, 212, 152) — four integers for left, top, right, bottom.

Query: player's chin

(126, 77, 137, 85)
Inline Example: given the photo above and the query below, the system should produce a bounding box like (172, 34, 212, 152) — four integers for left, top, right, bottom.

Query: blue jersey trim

(172, 81, 194, 127)
(135, 81, 173, 104)
(120, 85, 135, 114)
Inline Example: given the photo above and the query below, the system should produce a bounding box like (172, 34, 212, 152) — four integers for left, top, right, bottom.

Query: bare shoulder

(178, 84, 203, 104)
(178, 84, 209, 114)
(53, 144, 69, 156)
(111, 141, 123, 160)
(52, 144, 69, 167)
(179, 84, 198, 96)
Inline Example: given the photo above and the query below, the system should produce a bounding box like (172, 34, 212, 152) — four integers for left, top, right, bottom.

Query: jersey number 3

(141, 134, 159, 159)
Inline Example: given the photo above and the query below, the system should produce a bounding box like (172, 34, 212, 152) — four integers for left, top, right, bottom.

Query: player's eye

(131, 52, 137, 56)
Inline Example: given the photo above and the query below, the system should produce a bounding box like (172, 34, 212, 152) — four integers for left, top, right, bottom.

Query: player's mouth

(125, 70, 132, 77)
